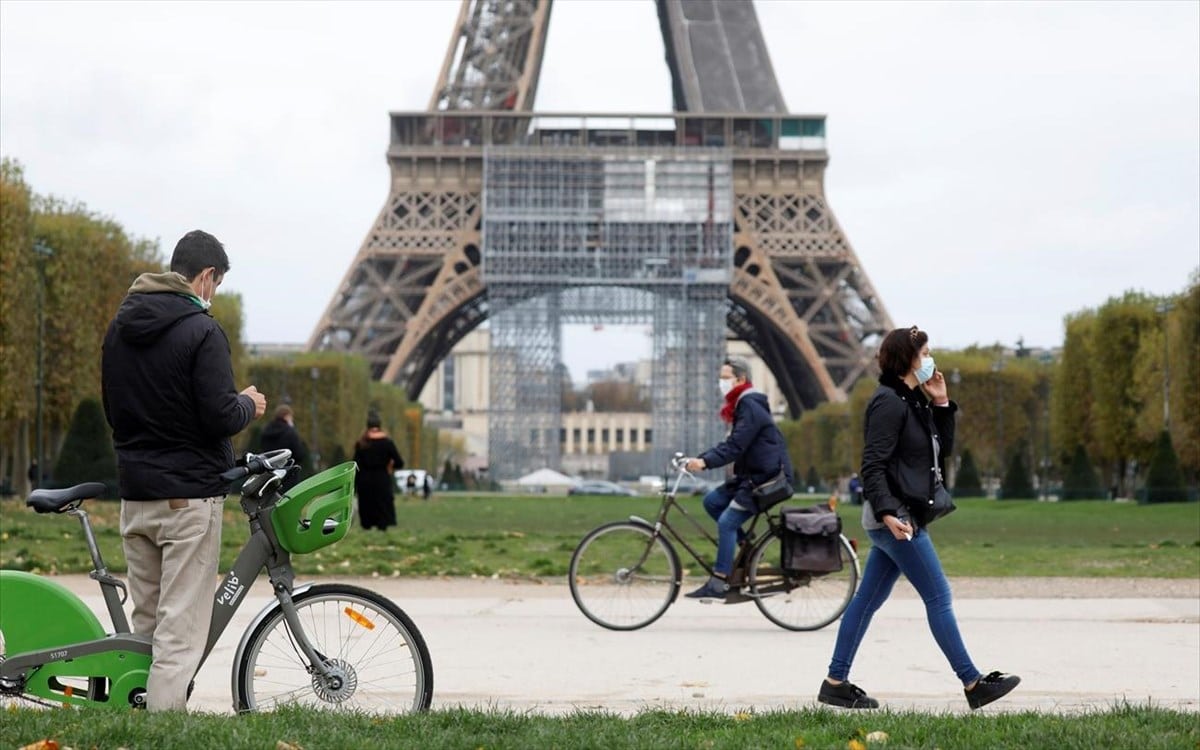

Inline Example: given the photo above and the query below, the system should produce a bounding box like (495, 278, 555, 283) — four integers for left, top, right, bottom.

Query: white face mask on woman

(718, 378, 734, 396)
(914, 355, 936, 385)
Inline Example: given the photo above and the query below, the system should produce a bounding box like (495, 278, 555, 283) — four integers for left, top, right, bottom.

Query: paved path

(27, 576, 1200, 715)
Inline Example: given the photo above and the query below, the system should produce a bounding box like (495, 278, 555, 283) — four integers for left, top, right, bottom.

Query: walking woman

(352, 413, 404, 531)
(817, 326, 1019, 710)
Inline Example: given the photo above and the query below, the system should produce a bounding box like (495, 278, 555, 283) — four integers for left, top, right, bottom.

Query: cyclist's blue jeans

(701, 484, 753, 576)
(827, 526, 982, 686)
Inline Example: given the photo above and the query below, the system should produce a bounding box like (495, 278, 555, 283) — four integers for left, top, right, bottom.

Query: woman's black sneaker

(818, 679, 879, 709)
(965, 671, 1021, 709)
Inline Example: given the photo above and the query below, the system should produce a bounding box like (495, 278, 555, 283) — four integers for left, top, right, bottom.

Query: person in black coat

(817, 326, 1019, 711)
(258, 405, 309, 492)
(352, 413, 404, 531)
(101, 229, 267, 711)
(683, 356, 794, 599)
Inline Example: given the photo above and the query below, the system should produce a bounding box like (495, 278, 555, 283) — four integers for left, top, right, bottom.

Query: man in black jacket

(102, 230, 266, 711)
(258, 405, 309, 491)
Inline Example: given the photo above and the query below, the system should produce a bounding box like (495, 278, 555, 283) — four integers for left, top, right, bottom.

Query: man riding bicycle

(684, 356, 794, 599)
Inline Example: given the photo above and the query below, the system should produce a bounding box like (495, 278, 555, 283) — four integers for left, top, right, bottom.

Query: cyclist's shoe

(684, 576, 729, 600)
(965, 671, 1020, 710)
(817, 679, 879, 709)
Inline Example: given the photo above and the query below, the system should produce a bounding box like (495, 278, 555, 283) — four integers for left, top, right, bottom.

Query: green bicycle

(0, 449, 434, 713)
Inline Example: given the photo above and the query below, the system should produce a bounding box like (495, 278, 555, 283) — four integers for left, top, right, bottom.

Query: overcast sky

(2, 0, 1197, 382)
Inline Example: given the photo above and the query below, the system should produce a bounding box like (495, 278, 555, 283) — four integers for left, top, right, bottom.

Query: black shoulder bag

(752, 465, 794, 510)
(913, 409, 956, 526)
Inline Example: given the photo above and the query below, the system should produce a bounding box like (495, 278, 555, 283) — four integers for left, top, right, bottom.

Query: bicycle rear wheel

(747, 529, 858, 631)
(568, 521, 681, 631)
(233, 583, 433, 713)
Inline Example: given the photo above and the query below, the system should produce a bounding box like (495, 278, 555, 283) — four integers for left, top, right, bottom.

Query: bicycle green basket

(271, 461, 356, 554)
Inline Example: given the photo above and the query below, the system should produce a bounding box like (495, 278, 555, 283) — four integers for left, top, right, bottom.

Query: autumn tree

(1090, 293, 1159, 496)
(0, 159, 161, 493)
(0, 159, 37, 493)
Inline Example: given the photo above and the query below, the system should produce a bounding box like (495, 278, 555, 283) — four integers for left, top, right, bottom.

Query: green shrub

(1001, 444, 1036, 499)
(1142, 430, 1188, 503)
(53, 397, 118, 496)
(954, 449, 983, 496)
(804, 465, 821, 491)
(1062, 444, 1102, 500)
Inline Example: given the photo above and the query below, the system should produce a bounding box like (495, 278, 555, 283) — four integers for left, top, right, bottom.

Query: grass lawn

(1, 704, 1196, 750)
(1, 493, 1197, 579)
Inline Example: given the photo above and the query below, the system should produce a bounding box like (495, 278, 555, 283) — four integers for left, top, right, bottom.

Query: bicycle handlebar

(220, 449, 292, 482)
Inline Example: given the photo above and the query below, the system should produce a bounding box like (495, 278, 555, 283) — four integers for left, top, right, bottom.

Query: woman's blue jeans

(827, 527, 982, 686)
(701, 484, 753, 576)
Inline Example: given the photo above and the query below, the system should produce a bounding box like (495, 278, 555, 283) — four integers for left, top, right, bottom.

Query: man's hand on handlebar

(241, 385, 267, 418)
(219, 449, 292, 482)
(684, 457, 706, 473)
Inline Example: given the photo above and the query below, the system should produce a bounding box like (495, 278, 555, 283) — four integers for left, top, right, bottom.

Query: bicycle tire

(747, 528, 859, 631)
(233, 583, 433, 713)
(568, 521, 681, 631)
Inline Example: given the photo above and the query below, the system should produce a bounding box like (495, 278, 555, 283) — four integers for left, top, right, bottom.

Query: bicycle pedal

(723, 591, 753, 604)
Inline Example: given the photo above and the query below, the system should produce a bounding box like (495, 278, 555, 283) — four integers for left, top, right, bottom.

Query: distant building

(416, 328, 787, 476)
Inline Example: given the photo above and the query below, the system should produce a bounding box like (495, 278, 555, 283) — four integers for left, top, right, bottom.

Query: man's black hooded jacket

(101, 272, 254, 500)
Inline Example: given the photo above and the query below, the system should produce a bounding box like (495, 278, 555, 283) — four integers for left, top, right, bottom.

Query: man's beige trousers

(120, 496, 224, 712)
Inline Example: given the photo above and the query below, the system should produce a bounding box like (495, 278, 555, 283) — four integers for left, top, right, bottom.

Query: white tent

(515, 468, 576, 487)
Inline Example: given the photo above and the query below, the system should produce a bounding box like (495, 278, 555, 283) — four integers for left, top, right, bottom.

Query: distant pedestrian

(422, 474, 432, 501)
(848, 473, 863, 506)
(817, 325, 1019, 711)
(27, 460, 39, 490)
(258, 405, 309, 492)
(352, 413, 404, 531)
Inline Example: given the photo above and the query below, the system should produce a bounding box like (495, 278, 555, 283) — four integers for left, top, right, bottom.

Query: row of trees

(0, 158, 163, 494)
(0, 159, 443, 496)
(244, 353, 450, 475)
(783, 279, 1199, 500)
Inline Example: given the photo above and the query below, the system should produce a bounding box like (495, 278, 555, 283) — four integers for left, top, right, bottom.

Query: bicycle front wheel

(233, 583, 433, 714)
(568, 521, 681, 631)
(748, 529, 859, 631)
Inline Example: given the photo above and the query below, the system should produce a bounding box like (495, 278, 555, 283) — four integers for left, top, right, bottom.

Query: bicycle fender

(626, 515, 655, 529)
(228, 581, 316, 706)
(0, 570, 106, 655)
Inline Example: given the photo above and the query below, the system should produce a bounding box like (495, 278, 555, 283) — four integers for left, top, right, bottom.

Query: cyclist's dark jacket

(697, 389, 794, 512)
(102, 272, 255, 500)
(861, 371, 958, 525)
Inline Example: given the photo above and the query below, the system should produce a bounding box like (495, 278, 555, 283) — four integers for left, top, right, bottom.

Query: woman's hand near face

(922, 369, 948, 404)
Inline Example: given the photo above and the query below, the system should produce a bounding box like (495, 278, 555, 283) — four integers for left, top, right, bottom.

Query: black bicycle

(568, 454, 860, 631)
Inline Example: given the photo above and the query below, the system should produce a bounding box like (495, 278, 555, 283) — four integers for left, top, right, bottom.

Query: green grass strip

(2, 495, 1198, 578)
(1, 704, 1197, 750)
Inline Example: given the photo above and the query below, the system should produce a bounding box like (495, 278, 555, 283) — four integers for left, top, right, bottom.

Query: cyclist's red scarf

(720, 381, 753, 424)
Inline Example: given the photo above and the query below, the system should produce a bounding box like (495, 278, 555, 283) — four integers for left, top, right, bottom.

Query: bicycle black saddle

(27, 482, 107, 513)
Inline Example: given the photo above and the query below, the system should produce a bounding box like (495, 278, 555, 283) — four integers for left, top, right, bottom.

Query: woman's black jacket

(861, 372, 958, 525)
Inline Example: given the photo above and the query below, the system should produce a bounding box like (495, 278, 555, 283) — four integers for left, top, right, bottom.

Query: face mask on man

(195, 270, 215, 311)
(718, 378, 734, 396)
(914, 355, 936, 385)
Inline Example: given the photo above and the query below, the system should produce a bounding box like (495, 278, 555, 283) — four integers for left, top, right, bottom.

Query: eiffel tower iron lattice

(309, 0, 893, 479)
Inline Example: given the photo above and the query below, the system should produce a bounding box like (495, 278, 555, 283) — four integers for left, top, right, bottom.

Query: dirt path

(303, 574, 1200, 600)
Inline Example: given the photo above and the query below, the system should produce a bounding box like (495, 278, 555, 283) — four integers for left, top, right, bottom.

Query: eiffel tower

(309, 0, 893, 478)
